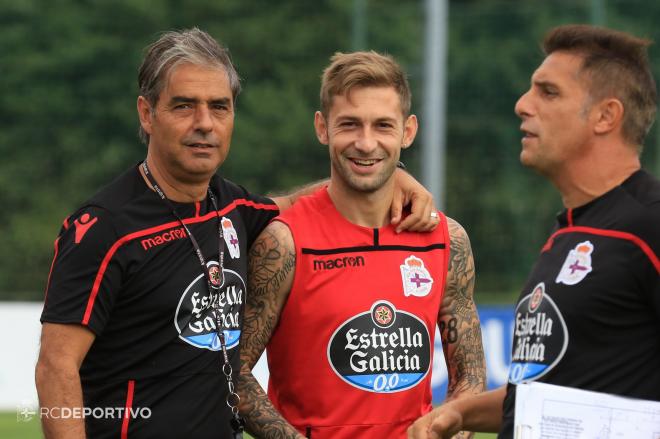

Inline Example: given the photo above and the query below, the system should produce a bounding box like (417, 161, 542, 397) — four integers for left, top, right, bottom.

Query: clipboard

(514, 382, 660, 438)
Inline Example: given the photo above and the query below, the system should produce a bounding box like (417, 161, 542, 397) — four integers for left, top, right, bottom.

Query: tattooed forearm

(440, 217, 486, 400)
(439, 318, 458, 343)
(445, 327, 486, 393)
(238, 371, 302, 439)
(438, 218, 486, 439)
(238, 221, 303, 438)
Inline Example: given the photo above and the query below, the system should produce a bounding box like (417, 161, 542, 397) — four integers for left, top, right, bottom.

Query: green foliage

(443, 0, 660, 296)
(1, 0, 659, 300)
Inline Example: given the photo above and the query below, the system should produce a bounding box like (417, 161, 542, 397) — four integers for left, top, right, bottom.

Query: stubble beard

(332, 158, 396, 194)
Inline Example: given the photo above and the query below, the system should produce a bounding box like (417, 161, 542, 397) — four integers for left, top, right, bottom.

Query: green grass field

(0, 412, 496, 438)
(1, 411, 42, 439)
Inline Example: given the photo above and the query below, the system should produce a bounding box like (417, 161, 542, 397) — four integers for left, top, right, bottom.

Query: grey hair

(137, 27, 241, 145)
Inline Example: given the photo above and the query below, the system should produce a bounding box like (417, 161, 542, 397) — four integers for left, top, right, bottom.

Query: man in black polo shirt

(35, 28, 437, 439)
(408, 24, 660, 439)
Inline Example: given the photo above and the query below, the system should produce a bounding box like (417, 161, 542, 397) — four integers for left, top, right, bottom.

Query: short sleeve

(234, 185, 279, 248)
(41, 206, 123, 336)
(640, 203, 660, 319)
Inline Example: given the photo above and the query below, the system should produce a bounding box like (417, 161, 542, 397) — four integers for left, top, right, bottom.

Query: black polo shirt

(500, 169, 660, 438)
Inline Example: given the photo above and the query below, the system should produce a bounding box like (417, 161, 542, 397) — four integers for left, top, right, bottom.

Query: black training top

(500, 169, 660, 438)
(41, 164, 278, 438)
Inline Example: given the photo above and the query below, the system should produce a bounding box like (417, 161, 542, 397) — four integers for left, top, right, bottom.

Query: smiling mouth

(350, 158, 381, 167)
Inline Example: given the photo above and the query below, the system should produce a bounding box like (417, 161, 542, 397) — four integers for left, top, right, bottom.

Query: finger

(395, 192, 422, 233)
(416, 211, 439, 233)
(418, 195, 433, 229)
(417, 194, 433, 231)
(428, 209, 440, 231)
(390, 187, 405, 225)
(430, 413, 461, 439)
(407, 417, 430, 439)
(400, 197, 439, 233)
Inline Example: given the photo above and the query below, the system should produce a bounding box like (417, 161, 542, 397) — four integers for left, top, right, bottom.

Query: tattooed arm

(440, 217, 486, 403)
(408, 217, 487, 439)
(237, 221, 305, 439)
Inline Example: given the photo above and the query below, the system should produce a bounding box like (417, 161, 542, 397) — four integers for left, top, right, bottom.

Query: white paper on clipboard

(514, 382, 660, 439)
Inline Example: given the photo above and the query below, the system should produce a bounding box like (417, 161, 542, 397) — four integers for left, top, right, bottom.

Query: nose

(193, 105, 214, 133)
(354, 127, 378, 153)
(514, 89, 532, 119)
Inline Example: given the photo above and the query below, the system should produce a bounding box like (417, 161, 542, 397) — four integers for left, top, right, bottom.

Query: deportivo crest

(400, 256, 433, 297)
(174, 261, 244, 351)
(556, 241, 594, 285)
(221, 217, 240, 259)
(327, 300, 431, 393)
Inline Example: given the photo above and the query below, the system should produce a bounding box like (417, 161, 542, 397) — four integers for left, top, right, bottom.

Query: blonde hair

(319, 51, 411, 117)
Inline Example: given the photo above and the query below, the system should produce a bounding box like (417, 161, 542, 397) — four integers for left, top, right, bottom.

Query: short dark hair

(543, 24, 657, 149)
(137, 28, 241, 145)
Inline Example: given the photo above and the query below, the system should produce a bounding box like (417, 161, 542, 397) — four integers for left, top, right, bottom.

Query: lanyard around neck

(140, 161, 244, 435)
(141, 161, 225, 288)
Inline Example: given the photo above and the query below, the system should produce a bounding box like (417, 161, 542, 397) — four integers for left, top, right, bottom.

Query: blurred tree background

(1, 0, 658, 301)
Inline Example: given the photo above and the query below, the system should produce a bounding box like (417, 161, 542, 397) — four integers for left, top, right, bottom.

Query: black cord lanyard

(141, 161, 244, 437)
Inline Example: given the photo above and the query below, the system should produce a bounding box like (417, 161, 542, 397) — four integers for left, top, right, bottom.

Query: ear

(137, 96, 154, 137)
(314, 111, 329, 145)
(402, 114, 418, 149)
(593, 98, 624, 136)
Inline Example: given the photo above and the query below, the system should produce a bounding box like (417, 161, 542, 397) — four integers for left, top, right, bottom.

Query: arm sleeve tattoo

(438, 217, 487, 438)
(237, 221, 302, 439)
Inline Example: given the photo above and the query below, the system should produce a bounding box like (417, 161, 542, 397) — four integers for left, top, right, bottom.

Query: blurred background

(2, 0, 659, 302)
(1, 0, 659, 436)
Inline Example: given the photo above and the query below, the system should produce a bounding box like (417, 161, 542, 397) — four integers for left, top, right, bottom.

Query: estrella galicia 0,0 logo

(327, 300, 431, 393)
(174, 262, 244, 351)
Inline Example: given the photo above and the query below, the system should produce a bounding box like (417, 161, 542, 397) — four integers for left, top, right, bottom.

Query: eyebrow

(375, 116, 398, 123)
(533, 80, 559, 89)
(169, 96, 232, 106)
(334, 115, 399, 123)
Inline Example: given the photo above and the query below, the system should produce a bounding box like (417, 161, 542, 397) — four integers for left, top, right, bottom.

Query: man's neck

(140, 157, 210, 203)
(551, 146, 640, 209)
(327, 180, 393, 228)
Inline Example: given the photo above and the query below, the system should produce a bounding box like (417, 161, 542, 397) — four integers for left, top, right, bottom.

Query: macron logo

(141, 227, 187, 251)
(313, 256, 365, 271)
(74, 213, 98, 244)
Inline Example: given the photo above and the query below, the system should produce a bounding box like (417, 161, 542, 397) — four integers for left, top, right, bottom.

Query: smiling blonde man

(238, 51, 486, 439)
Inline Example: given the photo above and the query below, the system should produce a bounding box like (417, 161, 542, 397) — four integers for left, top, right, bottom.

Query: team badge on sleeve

(555, 241, 594, 285)
(221, 217, 240, 259)
(400, 256, 433, 297)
